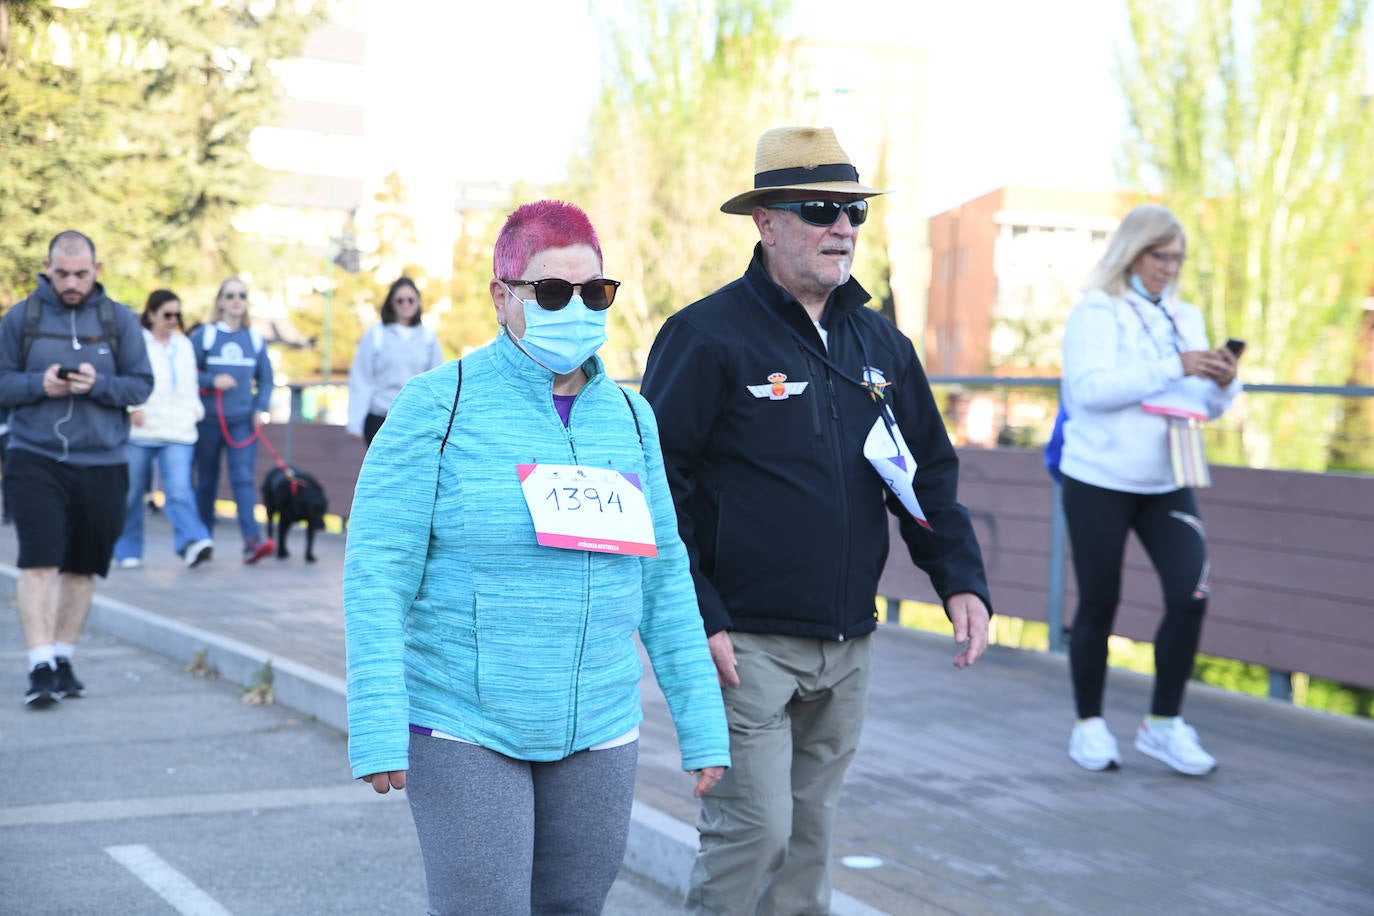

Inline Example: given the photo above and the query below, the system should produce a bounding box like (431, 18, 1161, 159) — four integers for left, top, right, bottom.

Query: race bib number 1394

(517, 463, 658, 557)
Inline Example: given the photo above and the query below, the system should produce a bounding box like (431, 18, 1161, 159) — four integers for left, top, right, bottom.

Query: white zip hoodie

(129, 329, 204, 445)
(345, 321, 444, 436)
(1060, 288, 1241, 494)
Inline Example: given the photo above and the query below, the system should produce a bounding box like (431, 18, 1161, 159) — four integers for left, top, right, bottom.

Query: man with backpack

(0, 231, 152, 707)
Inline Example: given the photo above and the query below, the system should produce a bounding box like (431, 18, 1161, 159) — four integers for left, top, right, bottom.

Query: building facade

(926, 186, 1131, 376)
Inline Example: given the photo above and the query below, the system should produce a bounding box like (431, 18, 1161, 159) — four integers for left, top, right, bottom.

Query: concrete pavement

(0, 596, 678, 914)
(4, 510, 1373, 914)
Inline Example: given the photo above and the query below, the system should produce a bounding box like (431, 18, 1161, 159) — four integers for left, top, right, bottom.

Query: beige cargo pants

(685, 631, 873, 916)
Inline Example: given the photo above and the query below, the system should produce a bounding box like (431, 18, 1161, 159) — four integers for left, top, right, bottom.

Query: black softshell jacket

(641, 247, 991, 640)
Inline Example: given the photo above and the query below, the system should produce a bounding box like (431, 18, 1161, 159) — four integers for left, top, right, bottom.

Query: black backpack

(16, 296, 121, 366)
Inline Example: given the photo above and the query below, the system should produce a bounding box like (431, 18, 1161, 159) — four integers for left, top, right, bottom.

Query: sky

(359, 1, 1371, 218)
(362, 0, 1129, 216)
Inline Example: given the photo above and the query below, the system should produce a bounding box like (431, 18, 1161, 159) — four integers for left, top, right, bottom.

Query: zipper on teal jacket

(563, 391, 592, 758)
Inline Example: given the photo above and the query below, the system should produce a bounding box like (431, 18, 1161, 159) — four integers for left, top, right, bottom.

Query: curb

(88, 593, 349, 732)
(23, 574, 888, 916)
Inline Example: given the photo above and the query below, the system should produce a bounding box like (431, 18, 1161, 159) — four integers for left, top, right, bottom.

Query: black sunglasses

(502, 278, 621, 311)
(767, 199, 869, 227)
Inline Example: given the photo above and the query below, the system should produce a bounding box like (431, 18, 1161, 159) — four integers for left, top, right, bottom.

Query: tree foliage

(1118, 0, 1374, 468)
(280, 173, 441, 382)
(557, 0, 801, 378)
(436, 206, 508, 359)
(0, 0, 323, 308)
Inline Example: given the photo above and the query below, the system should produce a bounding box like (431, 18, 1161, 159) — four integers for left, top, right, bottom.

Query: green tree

(367, 172, 426, 287)
(558, 0, 800, 378)
(853, 132, 894, 324)
(330, 173, 427, 380)
(281, 211, 370, 384)
(1118, 0, 1374, 469)
(0, 0, 323, 307)
(1327, 311, 1374, 472)
(438, 206, 507, 359)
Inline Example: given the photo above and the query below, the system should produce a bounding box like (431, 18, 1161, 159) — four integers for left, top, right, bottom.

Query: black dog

(261, 466, 328, 563)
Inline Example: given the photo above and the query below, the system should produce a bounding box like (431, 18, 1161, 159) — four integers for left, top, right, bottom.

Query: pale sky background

(357, 0, 1371, 218)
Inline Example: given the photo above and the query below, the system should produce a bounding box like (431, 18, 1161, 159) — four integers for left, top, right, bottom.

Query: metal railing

(269, 382, 349, 467)
(274, 374, 1373, 702)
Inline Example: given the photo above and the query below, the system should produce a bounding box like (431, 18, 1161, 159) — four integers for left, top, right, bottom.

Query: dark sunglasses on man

(766, 199, 868, 227)
(502, 278, 621, 312)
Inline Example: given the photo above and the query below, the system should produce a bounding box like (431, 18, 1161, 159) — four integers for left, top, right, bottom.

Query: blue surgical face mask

(504, 285, 608, 375)
(1129, 272, 1164, 301)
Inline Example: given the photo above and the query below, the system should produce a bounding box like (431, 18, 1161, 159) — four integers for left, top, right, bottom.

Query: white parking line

(1, 784, 377, 827)
(104, 845, 233, 916)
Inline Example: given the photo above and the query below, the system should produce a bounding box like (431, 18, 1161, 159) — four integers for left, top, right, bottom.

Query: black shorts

(3, 448, 128, 576)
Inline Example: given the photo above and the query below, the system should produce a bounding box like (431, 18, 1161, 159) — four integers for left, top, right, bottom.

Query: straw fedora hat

(721, 126, 888, 215)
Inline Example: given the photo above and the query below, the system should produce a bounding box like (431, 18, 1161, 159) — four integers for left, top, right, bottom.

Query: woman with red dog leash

(191, 277, 276, 565)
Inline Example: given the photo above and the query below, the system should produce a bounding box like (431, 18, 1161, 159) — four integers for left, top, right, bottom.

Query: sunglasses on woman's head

(766, 199, 868, 227)
(502, 278, 620, 311)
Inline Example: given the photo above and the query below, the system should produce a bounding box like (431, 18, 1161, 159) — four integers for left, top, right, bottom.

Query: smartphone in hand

(57, 367, 78, 380)
(1223, 338, 1246, 358)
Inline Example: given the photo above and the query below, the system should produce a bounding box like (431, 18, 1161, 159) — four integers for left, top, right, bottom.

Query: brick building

(926, 186, 1134, 376)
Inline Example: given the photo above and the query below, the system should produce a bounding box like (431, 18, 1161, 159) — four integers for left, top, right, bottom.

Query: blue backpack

(1044, 404, 1067, 482)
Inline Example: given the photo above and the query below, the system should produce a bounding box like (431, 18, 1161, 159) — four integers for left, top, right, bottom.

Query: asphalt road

(0, 612, 681, 915)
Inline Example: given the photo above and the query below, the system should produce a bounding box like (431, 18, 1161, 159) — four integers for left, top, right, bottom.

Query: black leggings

(1062, 475, 1210, 719)
(362, 412, 386, 446)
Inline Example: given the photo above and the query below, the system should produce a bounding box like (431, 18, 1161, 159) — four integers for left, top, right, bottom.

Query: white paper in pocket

(863, 410, 931, 530)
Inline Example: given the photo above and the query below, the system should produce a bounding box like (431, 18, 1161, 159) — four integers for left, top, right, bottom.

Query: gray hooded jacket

(0, 275, 153, 465)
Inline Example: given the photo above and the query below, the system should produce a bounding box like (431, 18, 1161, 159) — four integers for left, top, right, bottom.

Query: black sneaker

(25, 663, 61, 708)
(54, 657, 85, 698)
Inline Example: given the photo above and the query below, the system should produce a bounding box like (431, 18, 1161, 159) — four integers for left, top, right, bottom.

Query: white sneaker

(184, 539, 214, 569)
(1134, 717, 1217, 776)
(1069, 717, 1121, 771)
(116, 557, 141, 569)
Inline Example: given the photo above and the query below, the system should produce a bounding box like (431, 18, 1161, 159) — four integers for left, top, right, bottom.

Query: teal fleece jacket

(343, 333, 730, 778)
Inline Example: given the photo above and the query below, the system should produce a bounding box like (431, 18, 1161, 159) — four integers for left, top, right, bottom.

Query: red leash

(212, 389, 297, 490)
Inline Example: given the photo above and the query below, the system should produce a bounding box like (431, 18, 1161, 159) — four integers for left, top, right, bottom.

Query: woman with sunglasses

(345, 277, 443, 446)
(191, 278, 276, 565)
(1060, 205, 1241, 776)
(343, 199, 728, 915)
(112, 290, 215, 570)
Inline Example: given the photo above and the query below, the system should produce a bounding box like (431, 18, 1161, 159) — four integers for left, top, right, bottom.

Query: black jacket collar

(743, 244, 870, 324)
(740, 243, 873, 347)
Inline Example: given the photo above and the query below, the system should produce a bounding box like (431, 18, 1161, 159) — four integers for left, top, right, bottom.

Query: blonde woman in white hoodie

(112, 290, 214, 569)
(1060, 206, 1242, 777)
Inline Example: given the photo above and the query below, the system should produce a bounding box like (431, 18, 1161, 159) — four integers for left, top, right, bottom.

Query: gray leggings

(407, 732, 639, 916)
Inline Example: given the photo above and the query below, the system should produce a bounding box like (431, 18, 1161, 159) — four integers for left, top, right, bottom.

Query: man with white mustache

(642, 126, 992, 916)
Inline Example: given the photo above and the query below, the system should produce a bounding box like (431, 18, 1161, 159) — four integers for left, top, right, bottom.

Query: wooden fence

(876, 447, 1374, 691)
(237, 422, 1374, 692)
